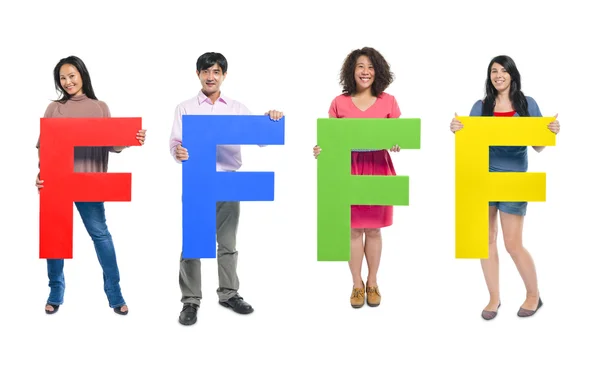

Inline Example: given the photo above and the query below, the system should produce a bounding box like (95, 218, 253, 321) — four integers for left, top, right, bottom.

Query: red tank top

(493, 111, 516, 117)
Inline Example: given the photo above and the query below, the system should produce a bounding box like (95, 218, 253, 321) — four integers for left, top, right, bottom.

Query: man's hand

(265, 110, 284, 121)
(176, 144, 189, 161)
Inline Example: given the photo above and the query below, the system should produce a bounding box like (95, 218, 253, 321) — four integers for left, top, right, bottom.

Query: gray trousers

(179, 201, 240, 305)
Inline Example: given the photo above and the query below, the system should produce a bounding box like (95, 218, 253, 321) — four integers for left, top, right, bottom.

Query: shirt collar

(197, 90, 230, 106)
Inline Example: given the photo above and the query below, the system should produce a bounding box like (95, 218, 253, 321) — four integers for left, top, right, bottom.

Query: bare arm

(313, 113, 336, 158)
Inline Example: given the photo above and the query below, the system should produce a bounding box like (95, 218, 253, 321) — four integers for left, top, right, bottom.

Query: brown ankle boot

(350, 283, 365, 308)
(366, 285, 381, 307)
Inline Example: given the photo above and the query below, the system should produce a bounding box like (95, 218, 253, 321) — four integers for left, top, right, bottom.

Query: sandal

(113, 305, 128, 315)
(45, 304, 60, 314)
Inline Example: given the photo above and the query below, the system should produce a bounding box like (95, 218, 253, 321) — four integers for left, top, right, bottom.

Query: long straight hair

(482, 55, 529, 117)
(53, 56, 98, 103)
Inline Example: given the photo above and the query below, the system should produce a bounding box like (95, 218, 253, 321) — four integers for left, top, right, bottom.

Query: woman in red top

(314, 47, 401, 308)
(450, 55, 561, 320)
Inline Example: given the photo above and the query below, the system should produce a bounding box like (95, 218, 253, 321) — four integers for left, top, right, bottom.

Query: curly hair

(339, 47, 394, 97)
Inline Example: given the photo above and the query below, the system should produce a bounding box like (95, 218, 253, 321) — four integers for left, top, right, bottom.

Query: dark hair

(339, 47, 394, 97)
(53, 56, 97, 103)
(196, 52, 228, 73)
(482, 55, 529, 116)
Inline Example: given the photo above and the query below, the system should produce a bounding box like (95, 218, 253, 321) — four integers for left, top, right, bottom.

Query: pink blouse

(328, 92, 401, 119)
(328, 92, 401, 151)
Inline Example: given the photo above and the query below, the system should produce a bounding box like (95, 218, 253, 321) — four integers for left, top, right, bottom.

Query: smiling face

(59, 64, 84, 96)
(490, 62, 511, 93)
(197, 63, 226, 97)
(354, 55, 374, 92)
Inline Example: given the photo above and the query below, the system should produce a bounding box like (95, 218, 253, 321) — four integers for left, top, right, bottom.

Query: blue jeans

(46, 202, 126, 308)
(489, 201, 527, 216)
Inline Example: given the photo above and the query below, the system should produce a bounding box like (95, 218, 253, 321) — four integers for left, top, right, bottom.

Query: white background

(0, 0, 598, 386)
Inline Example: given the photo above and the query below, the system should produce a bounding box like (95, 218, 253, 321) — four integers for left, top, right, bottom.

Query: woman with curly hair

(313, 47, 401, 309)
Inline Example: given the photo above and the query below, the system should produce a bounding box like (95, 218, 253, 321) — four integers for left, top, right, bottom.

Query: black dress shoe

(179, 303, 199, 325)
(219, 295, 254, 314)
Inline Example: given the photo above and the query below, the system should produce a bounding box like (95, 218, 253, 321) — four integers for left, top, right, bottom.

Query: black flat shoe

(481, 302, 501, 320)
(517, 298, 543, 317)
(219, 295, 254, 314)
(45, 304, 60, 314)
(114, 306, 129, 315)
(179, 303, 198, 325)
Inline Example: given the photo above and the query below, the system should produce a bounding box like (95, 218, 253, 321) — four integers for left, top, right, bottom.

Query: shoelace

(366, 287, 380, 296)
(183, 304, 197, 312)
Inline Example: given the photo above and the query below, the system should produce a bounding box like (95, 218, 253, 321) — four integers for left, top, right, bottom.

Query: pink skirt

(351, 150, 396, 229)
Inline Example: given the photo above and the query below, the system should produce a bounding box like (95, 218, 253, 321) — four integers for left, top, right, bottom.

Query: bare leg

(499, 211, 539, 310)
(482, 206, 501, 312)
(350, 228, 365, 288)
(364, 228, 382, 287)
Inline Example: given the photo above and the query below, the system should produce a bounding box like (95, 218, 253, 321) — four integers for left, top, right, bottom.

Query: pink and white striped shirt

(169, 91, 255, 171)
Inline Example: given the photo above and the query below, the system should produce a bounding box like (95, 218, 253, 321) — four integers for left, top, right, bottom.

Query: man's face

(197, 63, 226, 96)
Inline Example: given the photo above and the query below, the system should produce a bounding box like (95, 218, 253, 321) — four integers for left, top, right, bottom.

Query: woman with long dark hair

(313, 47, 401, 309)
(450, 55, 560, 320)
(35, 56, 146, 315)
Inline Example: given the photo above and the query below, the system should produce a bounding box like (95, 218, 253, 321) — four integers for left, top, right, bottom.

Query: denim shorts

(489, 201, 527, 216)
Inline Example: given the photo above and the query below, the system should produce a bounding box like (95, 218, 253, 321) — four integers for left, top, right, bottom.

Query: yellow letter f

(455, 117, 556, 259)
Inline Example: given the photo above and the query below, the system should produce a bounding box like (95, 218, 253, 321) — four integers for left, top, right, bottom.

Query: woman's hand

(548, 114, 560, 134)
(36, 173, 43, 192)
(450, 113, 463, 133)
(313, 145, 321, 158)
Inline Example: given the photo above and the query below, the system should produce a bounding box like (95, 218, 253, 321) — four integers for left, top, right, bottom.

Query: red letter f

(39, 117, 141, 259)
